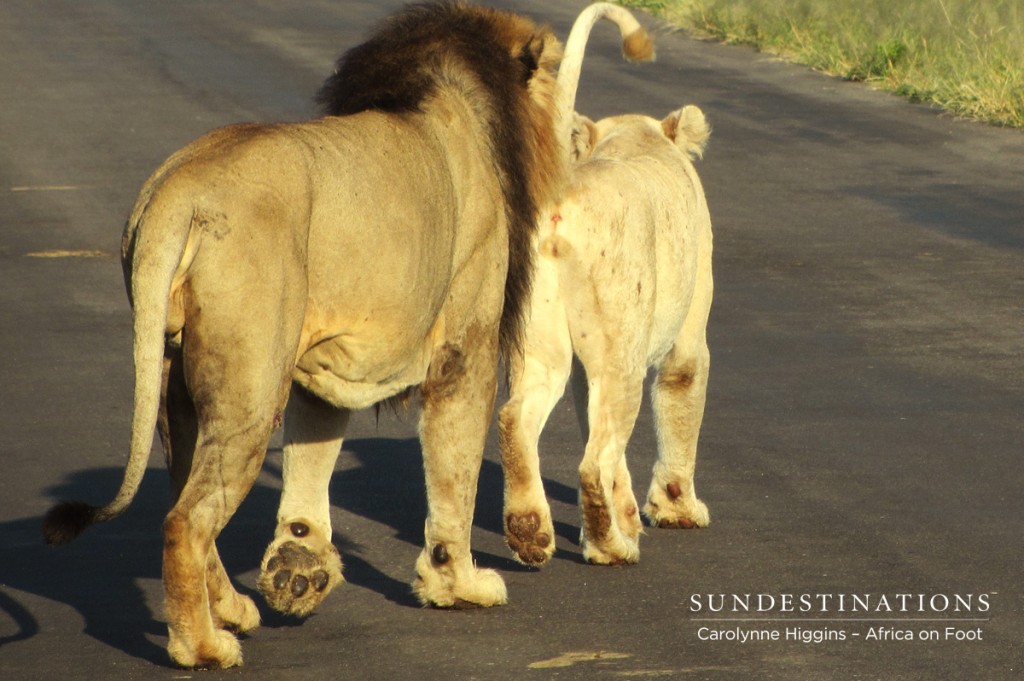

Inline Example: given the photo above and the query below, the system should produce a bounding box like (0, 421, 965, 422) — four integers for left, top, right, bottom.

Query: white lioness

(499, 89, 714, 563)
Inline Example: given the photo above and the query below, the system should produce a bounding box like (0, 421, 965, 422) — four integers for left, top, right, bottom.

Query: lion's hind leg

(497, 259, 571, 566)
(163, 418, 275, 670)
(258, 387, 346, 618)
(161, 347, 260, 636)
(162, 279, 301, 669)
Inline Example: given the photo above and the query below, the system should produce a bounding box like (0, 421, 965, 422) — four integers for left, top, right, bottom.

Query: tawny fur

(499, 105, 714, 567)
(43, 2, 565, 669)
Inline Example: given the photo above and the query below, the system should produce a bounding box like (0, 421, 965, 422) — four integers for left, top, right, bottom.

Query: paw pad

(505, 512, 553, 565)
(258, 539, 341, 617)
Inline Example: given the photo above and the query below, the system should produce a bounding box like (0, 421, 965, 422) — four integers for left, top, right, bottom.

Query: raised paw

(643, 480, 710, 529)
(257, 521, 343, 617)
(505, 510, 555, 566)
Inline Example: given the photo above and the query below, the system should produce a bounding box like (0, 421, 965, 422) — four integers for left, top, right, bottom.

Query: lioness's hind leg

(498, 262, 571, 566)
(413, 336, 507, 608)
(644, 339, 711, 530)
(613, 454, 643, 542)
(577, 370, 644, 566)
(258, 387, 346, 617)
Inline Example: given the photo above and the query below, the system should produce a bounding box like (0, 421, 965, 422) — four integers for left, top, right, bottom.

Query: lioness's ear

(570, 113, 597, 162)
(517, 36, 543, 80)
(517, 31, 562, 81)
(662, 105, 710, 160)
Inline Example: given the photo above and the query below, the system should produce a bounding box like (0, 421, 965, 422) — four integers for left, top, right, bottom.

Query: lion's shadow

(0, 468, 179, 665)
(330, 436, 583, 592)
(0, 434, 579, 665)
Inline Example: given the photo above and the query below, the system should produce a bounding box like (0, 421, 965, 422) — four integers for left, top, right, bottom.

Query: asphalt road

(1, 1, 1022, 679)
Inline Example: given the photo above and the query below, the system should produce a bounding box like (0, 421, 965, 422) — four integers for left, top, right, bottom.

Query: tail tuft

(43, 501, 99, 545)
(622, 28, 655, 63)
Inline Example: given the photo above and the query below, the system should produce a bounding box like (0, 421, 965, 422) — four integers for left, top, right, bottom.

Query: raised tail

(44, 176, 194, 545)
(555, 3, 656, 152)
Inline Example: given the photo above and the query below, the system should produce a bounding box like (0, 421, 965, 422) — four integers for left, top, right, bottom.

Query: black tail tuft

(43, 501, 99, 545)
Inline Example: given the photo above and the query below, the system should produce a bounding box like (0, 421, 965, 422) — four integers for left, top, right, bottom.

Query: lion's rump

(120, 1, 565, 412)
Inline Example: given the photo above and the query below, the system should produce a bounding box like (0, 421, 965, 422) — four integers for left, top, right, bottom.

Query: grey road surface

(1, 1, 1022, 679)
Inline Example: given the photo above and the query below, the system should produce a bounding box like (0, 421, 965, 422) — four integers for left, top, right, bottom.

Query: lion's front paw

(412, 546, 508, 608)
(643, 480, 710, 529)
(257, 520, 343, 617)
(505, 510, 555, 566)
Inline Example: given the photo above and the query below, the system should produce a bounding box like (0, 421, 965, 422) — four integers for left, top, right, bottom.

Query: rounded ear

(517, 36, 542, 80)
(518, 31, 562, 80)
(661, 105, 710, 160)
(569, 113, 597, 162)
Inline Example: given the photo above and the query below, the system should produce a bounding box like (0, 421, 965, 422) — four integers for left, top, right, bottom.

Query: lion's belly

(293, 239, 451, 411)
(292, 330, 434, 410)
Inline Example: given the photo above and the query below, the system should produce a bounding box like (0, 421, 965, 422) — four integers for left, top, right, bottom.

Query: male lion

(43, 2, 565, 669)
(499, 8, 713, 566)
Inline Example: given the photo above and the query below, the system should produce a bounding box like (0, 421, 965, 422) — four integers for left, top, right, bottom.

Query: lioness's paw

(413, 547, 508, 608)
(613, 487, 644, 542)
(505, 510, 555, 566)
(644, 481, 710, 529)
(257, 520, 343, 617)
(168, 628, 243, 670)
(581, 527, 640, 566)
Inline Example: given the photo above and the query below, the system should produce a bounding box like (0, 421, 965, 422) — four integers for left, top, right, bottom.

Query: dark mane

(316, 1, 561, 361)
(316, 1, 535, 116)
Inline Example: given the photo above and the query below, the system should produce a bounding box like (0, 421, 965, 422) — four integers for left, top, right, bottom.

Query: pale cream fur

(499, 105, 714, 566)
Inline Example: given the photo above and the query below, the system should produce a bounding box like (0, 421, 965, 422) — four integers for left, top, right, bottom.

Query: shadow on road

(1, 469, 179, 666)
(2, 434, 582, 663)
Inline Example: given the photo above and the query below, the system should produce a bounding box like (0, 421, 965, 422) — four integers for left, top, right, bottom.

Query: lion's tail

(44, 179, 193, 546)
(555, 3, 656, 152)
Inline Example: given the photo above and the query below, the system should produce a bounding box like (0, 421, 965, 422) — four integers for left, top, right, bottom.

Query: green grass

(621, 0, 1024, 127)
